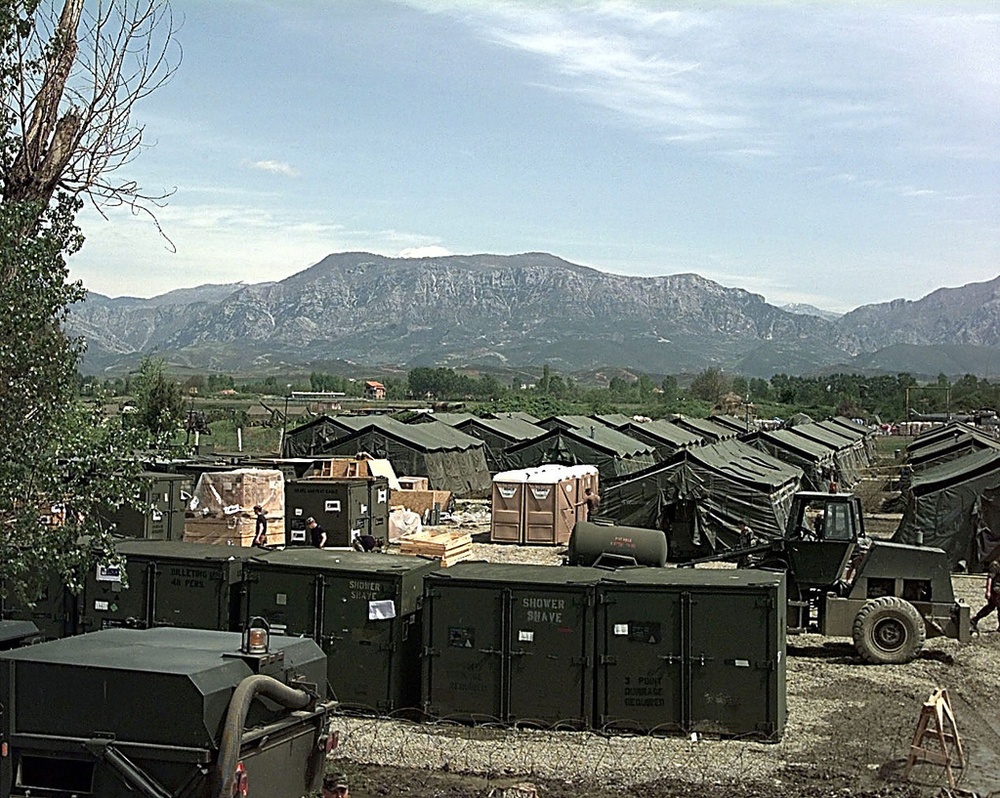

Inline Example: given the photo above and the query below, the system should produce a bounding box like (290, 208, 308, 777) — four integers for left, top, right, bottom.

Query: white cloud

(249, 159, 299, 177)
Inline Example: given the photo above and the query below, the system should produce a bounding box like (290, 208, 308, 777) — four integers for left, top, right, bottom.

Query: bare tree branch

(3, 0, 179, 216)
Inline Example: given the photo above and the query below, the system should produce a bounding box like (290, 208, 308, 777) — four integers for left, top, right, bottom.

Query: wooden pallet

(398, 529, 473, 567)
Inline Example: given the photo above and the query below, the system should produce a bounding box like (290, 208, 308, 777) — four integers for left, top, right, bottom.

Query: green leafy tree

(0, 0, 175, 603)
(131, 356, 185, 439)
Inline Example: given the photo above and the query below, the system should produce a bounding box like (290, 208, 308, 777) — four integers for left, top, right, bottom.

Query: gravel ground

(324, 502, 1000, 798)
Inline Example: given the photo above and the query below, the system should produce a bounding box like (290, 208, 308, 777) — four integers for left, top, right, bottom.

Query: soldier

(971, 557, 1000, 633)
(306, 517, 327, 548)
(577, 487, 601, 521)
(322, 773, 349, 797)
(252, 504, 268, 546)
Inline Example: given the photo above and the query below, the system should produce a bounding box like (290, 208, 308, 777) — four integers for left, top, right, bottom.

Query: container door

(686, 591, 779, 737)
(244, 565, 319, 638)
(319, 573, 399, 712)
(491, 482, 523, 542)
(525, 483, 557, 544)
(507, 586, 592, 727)
(150, 559, 232, 630)
(370, 479, 390, 541)
(555, 477, 576, 544)
(596, 586, 684, 731)
(424, 584, 505, 721)
(79, 559, 152, 632)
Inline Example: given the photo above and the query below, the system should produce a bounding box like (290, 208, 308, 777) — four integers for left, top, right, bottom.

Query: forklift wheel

(852, 596, 925, 664)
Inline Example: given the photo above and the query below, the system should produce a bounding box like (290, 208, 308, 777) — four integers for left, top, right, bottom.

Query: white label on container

(96, 564, 122, 582)
(295, 507, 303, 517)
(360, 504, 368, 514)
(223, 504, 240, 515)
(530, 487, 551, 500)
(276, 593, 287, 606)
(94, 600, 109, 611)
(613, 624, 629, 636)
(518, 630, 534, 643)
(377, 488, 387, 503)
(369, 600, 396, 621)
(498, 486, 517, 499)
(325, 500, 341, 513)
(291, 530, 306, 542)
(152, 510, 163, 521)
(735, 659, 750, 668)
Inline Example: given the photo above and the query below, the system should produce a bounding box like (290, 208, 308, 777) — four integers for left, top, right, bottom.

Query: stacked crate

(183, 468, 285, 546)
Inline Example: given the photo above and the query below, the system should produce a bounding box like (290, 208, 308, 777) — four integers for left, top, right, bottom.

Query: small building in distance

(364, 380, 386, 400)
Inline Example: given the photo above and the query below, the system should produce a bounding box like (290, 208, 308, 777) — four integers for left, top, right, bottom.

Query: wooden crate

(183, 517, 285, 547)
(398, 529, 472, 567)
(390, 489, 452, 519)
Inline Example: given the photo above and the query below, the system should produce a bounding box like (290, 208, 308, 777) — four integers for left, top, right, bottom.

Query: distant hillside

(67, 252, 1000, 379)
(781, 303, 842, 322)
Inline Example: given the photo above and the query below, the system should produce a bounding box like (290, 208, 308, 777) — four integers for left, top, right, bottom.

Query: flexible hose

(214, 674, 314, 798)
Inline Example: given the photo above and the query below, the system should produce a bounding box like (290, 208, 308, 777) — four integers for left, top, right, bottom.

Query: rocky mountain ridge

(68, 252, 1000, 378)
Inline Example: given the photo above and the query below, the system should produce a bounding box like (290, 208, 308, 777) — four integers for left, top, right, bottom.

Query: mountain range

(67, 252, 1000, 380)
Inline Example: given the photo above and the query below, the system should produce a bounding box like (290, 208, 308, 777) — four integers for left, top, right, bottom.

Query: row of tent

(892, 420, 1000, 572)
(282, 410, 875, 561)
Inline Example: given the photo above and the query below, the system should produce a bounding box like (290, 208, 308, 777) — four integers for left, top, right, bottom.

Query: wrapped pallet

(183, 468, 285, 546)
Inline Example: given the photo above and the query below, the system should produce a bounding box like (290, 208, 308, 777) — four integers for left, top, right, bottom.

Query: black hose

(214, 674, 314, 798)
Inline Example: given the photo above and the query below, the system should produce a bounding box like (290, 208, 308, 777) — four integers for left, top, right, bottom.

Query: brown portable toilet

(490, 468, 530, 543)
(524, 465, 577, 545)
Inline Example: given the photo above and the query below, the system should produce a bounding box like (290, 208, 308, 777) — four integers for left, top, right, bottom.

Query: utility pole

(280, 384, 292, 456)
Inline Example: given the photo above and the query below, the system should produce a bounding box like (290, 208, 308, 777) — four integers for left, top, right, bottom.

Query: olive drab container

(284, 477, 390, 547)
(243, 548, 438, 712)
(0, 628, 335, 798)
(99, 471, 189, 540)
(0, 574, 78, 641)
(78, 540, 258, 633)
(595, 568, 786, 739)
(421, 563, 601, 727)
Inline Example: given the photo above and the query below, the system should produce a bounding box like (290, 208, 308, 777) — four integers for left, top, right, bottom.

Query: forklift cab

(786, 492, 867, 591)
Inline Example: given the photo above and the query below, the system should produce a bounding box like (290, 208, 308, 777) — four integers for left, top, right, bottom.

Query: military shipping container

(244, 548, 437, 712)
(285, 476, 390, 547)
(78, 540, 258, 633)
(0, 574, 77, 641)
(595, 568, 786, 738)
(99, 471, 189, 540)
(422, 563, 601, 727)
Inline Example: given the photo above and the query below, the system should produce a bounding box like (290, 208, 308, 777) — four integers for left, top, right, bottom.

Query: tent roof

(507, 425, 654, 459)
(828, 416, 871, 438)
(325, 415, 484, 452)
(456, 415, 547, 442)
(487, 411, 540, 424)
(592, 413, 635, 429)
(413, 411, 476, 427)
(684, 438, 802, 488)
(622, 419, 703, 448)
(906, 421, 981, 453)
(538, 414, 604, 431)
(756, 428, 837, 461)
(907, 431, 1000, 467)
(671, 415, 737, 441)
(908, 447, 1000, 495)
(815, 419, 866, 442)
(708, 414, 752, 434)
(785, 423, 855, 451)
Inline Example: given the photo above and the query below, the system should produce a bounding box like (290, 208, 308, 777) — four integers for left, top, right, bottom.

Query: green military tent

(892, 448, 1000, 572)
(670, 415, 739, 443)
(618, 419, 704, 461)
(287, 415, 491, 497)
(453, 415, 548, 473)
(503, 424, 656, 481)
(602, 438, 802, 561)
(784, 422, 865, 487)
(747, 428, 837, 492)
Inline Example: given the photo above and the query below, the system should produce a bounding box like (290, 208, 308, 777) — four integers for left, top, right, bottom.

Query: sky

(68, 1, 999, 313)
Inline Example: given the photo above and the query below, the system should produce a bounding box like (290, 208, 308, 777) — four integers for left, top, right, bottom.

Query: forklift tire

(852, 596, 926, 664)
